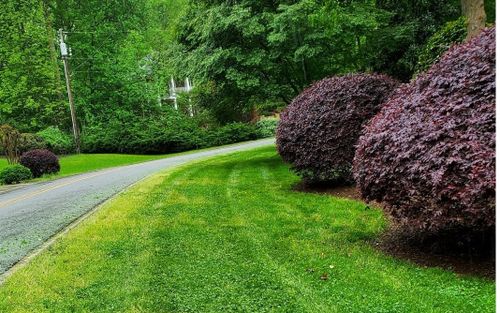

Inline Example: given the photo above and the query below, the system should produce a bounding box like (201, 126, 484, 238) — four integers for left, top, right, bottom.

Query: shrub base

(375, 226, 495, 279)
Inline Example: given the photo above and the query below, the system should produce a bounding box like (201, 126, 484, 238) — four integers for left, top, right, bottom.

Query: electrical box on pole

(59, 39, 68, 57)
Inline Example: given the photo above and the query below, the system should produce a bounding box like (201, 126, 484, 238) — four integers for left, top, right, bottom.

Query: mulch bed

(294, 182, 495, 280)
(293, 182, 365, 202)
(375, 229, 495, 279)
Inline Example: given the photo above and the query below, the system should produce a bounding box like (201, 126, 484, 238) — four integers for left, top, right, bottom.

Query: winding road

(0, 139, 274, 274)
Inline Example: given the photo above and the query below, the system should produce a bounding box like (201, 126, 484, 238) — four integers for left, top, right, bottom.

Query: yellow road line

(0, 142, 265, 210)
(0, 167, 121, 209)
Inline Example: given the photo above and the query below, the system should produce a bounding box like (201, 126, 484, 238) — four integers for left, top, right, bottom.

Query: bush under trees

(353, 27, 495, 233)
(204, 123, 259, 147)
(0, 164, 32, 184)
(0, 124, 21, 164)
(20, 149, 60, 178)
(81, 111, 202, 154)
(0, 126, 71, 160)
(37, 127, 74, 155)
(256, 118, 279, 138)
(18, 133, 47, 154)
(82, 109, 270, 154)
(276, 73, 399, 184)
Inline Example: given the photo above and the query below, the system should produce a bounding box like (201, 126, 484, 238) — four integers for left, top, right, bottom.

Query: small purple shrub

(276, 73, 399, 184)
(354, 27, 495, 232)
(20, 149, 60, 178)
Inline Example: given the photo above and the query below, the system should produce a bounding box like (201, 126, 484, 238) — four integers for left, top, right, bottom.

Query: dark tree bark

(461, 0, 486, 40)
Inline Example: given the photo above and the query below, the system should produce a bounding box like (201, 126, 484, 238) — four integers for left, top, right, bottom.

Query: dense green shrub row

(81, 110, 276, 154)
(1, 114, 275, 159)
(256, 118, 279, 138)
(203, 123, 260, 147)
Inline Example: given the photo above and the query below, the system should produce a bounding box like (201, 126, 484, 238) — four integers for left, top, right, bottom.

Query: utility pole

(59, 28, 81, 153)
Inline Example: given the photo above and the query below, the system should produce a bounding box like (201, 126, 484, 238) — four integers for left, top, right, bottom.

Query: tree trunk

(461, 0, 486, 40)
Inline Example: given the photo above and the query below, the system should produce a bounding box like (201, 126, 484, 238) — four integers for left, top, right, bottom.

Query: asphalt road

(0, 139, 275, 274)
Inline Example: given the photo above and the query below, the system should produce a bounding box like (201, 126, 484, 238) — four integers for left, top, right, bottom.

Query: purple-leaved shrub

(20, 149, 60, 178)
(354, 27, 495, 232)
(276, 73, 399, 184)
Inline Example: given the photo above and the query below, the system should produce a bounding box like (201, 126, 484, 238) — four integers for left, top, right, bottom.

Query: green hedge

(204, 123, 259, 147)
(256, 118, 278, 138)
(5, 111, 275, 157)
(81, 110, 271, 154)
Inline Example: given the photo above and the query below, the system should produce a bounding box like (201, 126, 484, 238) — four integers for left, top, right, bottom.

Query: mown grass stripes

(0, 146, 494, 312)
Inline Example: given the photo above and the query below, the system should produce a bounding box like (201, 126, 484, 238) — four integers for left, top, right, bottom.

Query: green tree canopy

(0, 0, 66, 131)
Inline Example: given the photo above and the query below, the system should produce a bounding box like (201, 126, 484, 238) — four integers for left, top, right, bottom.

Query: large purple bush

(276, 73, 399, 184)
(20, 149, 60, 178)
(354, 27, 495, 232)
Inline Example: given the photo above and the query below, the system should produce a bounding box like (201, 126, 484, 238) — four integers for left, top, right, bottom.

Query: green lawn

(0, 146, 494, 312)
(0, 141, 269, 182)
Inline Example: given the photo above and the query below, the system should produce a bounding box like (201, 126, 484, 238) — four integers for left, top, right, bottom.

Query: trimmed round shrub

(0, 164, 32, 184)
(20, 149, 60, 178)
(276, 73, 399, 184)
(353, 27, 495, 232)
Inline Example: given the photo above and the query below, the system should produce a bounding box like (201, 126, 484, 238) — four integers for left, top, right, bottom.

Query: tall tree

(170, 0, 389, 122)
(49, 0, 165, 125)
(461, 0, 486, 39)
(370, 0, 462, 81)
(0, 0, 67, 131)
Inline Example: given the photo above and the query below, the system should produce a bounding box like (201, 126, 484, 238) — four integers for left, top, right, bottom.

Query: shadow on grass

(292, 178, 495, 280)
(376, 226, 495, 280)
